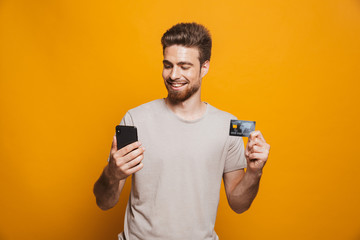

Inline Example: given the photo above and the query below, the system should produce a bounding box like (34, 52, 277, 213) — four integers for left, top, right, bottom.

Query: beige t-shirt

(118, 99, 246, 240)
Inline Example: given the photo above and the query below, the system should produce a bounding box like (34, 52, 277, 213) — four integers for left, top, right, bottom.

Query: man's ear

(200, 60, 210, 78)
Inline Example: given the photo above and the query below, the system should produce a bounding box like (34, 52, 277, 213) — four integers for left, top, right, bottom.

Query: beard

(165, 80, 201, 104)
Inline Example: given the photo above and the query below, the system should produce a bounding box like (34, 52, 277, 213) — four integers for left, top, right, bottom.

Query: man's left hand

(245, 131, 270, 174)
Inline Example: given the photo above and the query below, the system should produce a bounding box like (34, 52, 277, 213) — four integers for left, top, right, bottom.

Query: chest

(137, 119, 229, 174)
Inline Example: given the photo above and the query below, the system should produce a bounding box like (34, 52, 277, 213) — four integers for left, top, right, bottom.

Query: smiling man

(94, 23, 270, 240)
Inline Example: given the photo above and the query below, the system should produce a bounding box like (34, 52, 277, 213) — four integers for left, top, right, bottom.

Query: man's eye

(164, 65, 172, 69)
(181, 66, 190, 70)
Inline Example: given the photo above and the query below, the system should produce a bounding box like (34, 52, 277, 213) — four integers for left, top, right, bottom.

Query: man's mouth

(167, 81, 188, 90)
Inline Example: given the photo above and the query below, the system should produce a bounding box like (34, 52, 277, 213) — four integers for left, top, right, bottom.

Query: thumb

(111, 134, 117, 153)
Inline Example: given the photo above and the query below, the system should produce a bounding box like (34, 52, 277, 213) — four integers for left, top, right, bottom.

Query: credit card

(229, 120, 256, 137)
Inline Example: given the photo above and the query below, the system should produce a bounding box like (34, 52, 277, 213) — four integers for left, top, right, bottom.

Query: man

(94, 22, 270, 240)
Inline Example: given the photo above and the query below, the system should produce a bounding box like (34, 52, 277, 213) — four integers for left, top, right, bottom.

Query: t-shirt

(117, 99, 246, 240)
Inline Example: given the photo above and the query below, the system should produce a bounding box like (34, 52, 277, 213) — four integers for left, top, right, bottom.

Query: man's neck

(164, 95, 207, 122)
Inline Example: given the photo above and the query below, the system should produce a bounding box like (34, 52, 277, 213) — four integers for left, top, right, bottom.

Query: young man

(94, 23, 270, 240)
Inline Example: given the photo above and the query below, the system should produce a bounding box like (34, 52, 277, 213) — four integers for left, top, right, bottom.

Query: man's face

(162, 45, 208, 103)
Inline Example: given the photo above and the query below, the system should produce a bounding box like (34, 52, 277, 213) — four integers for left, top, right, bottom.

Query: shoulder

(206, 103, 238, 122)
(205, 103, 245, 155)
(128, 99, 164, 115)
(125, 99, 166, 124)
(120, 99, 164, 126)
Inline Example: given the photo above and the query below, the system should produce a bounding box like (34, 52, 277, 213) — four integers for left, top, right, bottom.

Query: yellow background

(1, 0, 360, 239)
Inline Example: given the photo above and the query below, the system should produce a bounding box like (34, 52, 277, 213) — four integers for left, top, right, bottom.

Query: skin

(224, 130, 270, 213)
(162, 45, 209, 121)
(93, 44, 270, 213)
(93, 136, 145, 210)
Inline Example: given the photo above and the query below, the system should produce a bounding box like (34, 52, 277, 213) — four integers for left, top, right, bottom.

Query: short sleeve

(120, 112, 134, 126)
(223, 135, 247, 173)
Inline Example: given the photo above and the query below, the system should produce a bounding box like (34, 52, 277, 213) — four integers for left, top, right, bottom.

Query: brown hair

(161, 22, 212, 65)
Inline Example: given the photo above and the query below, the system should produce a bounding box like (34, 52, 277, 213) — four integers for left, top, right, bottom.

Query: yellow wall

(1, 0, 359, 239)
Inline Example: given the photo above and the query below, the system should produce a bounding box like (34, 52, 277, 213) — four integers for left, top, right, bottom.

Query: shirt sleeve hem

(223, 165, 246, 174)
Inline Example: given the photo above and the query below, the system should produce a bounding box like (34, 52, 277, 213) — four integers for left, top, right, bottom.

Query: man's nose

(170, 66, 180, 80)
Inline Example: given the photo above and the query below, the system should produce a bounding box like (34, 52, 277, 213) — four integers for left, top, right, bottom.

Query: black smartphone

(115, 125, 138, 150)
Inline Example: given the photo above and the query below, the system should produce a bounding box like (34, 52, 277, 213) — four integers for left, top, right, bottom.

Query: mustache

(166, 78, 189, 84)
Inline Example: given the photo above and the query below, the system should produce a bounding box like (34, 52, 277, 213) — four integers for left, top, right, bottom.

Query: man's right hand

(106, 135, 145, 181)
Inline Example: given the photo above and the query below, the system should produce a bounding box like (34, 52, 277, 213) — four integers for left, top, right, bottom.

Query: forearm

(228, 170, 262, 214)
(93, 165, 125, 210)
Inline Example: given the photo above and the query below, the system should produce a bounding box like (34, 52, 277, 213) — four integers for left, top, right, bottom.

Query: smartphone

(115, 125, 138, 150)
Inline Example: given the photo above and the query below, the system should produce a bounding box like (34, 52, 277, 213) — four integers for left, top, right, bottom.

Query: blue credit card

(229, 120, 256, 137)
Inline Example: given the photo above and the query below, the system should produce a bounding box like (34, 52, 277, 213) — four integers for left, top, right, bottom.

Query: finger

(125, 162, 144, 175)
(248, 152, 266, 161)
(122, 146, 145, 163)
(247, 138, 259, 149)
(245, 149, 250, 159)
(256, 131, 266, 142)
(118, 141, 142, 157)
(250, 145, 265, 153)
(246, 136, 254, 149)
(124, 154, 144, 169)
(111, 135, 117, 154)
(249, 131, 265, 142)
(249, 137, 267, 148)
(249, 131, 259, 141)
